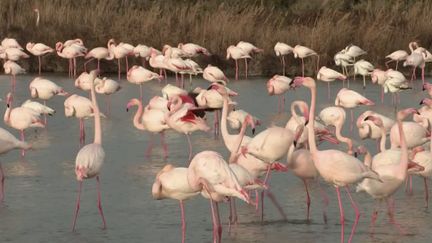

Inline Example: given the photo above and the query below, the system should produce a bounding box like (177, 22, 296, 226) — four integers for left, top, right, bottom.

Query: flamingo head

(420, 98, 432, 107)
(55, 42, 63, 51)
(397, 108, 419, 121)
(293, 124, 305, 148)
(423, 82, 432, 91)
(126, 98, 141, 112)
(243, 115, 256, 134)
(5, 92, 13, 107)
(291, 76, 315, 89)
(364, 115, 384, 128)
(407, 160, 425, 173)
(33, 8, 39, 13)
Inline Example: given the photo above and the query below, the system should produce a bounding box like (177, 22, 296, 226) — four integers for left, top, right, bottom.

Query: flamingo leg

(327, 82, 330, 100)
(71, 181, 83, 231)
(97, 59, 100, 73)
(38, 56, 42, 75)
(260, 165, 272, 221)
(301, 58, 305, 77)
(79, 119, 85, 146)
(381, 87, 384, 104)
(345, 186, 360, 243)
(370, 200, 379, 235)
(186, 134, 192, 161)
(409, 175, 413, 194)
(350, 109, 354, 132)
(282, 55, 286, 76)
(303, 180, 311, 221)
(386, 197, 406, 235)
(179, 200, 186, 243)
(20, 130, 25, 157)
(73, 58, 77, 77)
(317, 180, 329, 223)
(96, 176, 107, 229)
(145, 134, 154, 158)
(422, 66, 425, 85)
(0, 163, 4, 202)
(84, 58, 94, 72)
(424, 178, 429, 208)
(363, 75, 366, 89)
(175, 73, 179, 87)
(395, 60, 399, 71)
(209, 200, 219, 243)
(164, 70, 167, 83)
(117, 58, 121, 81)
(410, 67, 416, 82)
(244, 58, 248, 79)
(255, 190, 259, 212)
(125, 56, 129, 74)
(336, 187, 345, 243)
(160, 131, 168, 160)
(69, 59, 72, 77)
(235, 59, 238, 81)
(215, 202, 222, 243)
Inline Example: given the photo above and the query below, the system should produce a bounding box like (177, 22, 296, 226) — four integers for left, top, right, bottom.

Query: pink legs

(280, 55, 286, 76)
(145, 134, 154, 158)
(179, 200, 186, 243)
(139, 84, 143, 101)
(335, 187, 345, 243)
(117, 58, 121, 81)
(424, 178, 429, 208)
(160, 131, 168, 160)
(317, 180, 329, 223)
(303, 180, 311, 221)
(345, 186, 360, 243)
(350, 109, 354, 132)
(369, 201, 379, 235)
(209, 200, 222, 243)
(38, 56, 42, 75)
(213, 111, 220, 138)
(0, 163, 4, 202)
(79, 119, 85, 146)
(244, 58, 248, 79)
(386, 197, 406, 235)
(20, 130, 25, 157)
(96, 176, 107, 229)
(72, 181, 83, 231)
(235, 59, 239, 81)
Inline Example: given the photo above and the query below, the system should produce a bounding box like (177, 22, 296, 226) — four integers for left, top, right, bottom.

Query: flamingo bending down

(203, 64, 228, 83)
(126, 98, 170, 159)
(226, 45, 251, 80)
(3, 60, 25, 90)
(152, 164, 200, 243)
(1, 47, 30, 61)
(356, 110, 395, 143)
(133, 44, 151, 67)
(371, 69, 388, 103)
(0, 127, 31, 201)
(4, 92, 44, 156)
(385, 50, 408, 70)
(26, 42, 54, 75)
(274, 42, 293, 75)
(317, 66, 347, 99)
(291, 76, 381, 243)
(353, 59, 374, 88)
(293, 45, 319, 77)
(266, 75, 292, 113)
(187, 151, 251, 243)
(72, 70, 106, 231)
(236, 41, 263, 78)
(383, 69, 411, 105)
(334, 51, 354, 85)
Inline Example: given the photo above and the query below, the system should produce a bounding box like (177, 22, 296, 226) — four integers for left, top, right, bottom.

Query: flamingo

(118, 42, 135, 71)
(3, 60, 25, 90)
(165, 96, 210, 160)
(26, 42, 54, 75)
(0, 47, 30, 61)
(94, 77, 121, 115)
(84, 46, 114, 72)
(107, 39, 132, 80)
(236, 41, 262, 78)
(266, 74, 292, 113)
(371, 68, 388, 103)
(293, 44, 319, 77)
(34, 8, 40, 27)
(342, 44, 366, 62)
(126, 98, 170, 159)
(72, 70, 106, 231)
(29, 77, 68, 124)
(404, 42, 426, 84)
(274, 42, 293, 75)
(0, 127, 31, 201)
(75, 71, 97, 92)
(21, 100, 55, 118)
(133, 44, 151, 67)
(203, 64, 228, 83)
(226, 45, 251, 80)
(1, 38, 23, 49)
(335, 88, 375, 131)
(163, 44, 186, 58)
(423, 82, 432, 97)
(227, 109, 260, 131)
(291, 76, 381, 243)
(389, 116, 428, 149)
(317, 66, 347, 99)
(187, 151, 251, 243)
(353, 59, 374, 88)
(383, 69, 411, 105)
(64, 94, 95, 146)
(356, 109, 424, 234)
(161, 84, 188, 100)
(4, 92, 44, 156)
(385, 50, 409, 70)
(149, 48, 168, 80)
(411, 127, 432, 207)
(163, 48, 192, 87)
(356, 110, 395, 143)
(56, 42, 86, 77)
(178, 43, 211, 57)
(334, 51, 354, 82)
(152, 164, 200, 243)
(127, 65, 161, 100)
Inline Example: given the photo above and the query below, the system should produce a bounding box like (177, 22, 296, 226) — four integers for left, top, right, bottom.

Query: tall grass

(1, 0, 432, 75)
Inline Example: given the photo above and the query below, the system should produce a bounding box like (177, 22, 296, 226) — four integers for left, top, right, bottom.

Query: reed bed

(1, 0, 432, 75)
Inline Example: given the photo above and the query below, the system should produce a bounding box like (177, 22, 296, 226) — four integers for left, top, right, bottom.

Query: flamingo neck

(132, 102, 146, 130)
(396, 118, 408, 179)
(90, 79, 102, 145)
(334, 120, 353, 154)
(220, 97, 234, 151)
(363, 150, 372, 167)
(307, 85, 318, 154)
(378, 125, 387, 152)
(290, 101, 304, 125)
(229, 112, 249, 163)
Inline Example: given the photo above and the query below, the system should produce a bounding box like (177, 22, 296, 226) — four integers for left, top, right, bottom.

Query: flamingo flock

(1, 34, 432, 243)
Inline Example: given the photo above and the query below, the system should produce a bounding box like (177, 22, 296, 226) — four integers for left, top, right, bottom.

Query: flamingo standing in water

(1, 38, 23, 49)
(342, 44, 366, 62)
(72, 71, 107, 231)
(187, 151, 251, 243)
(26, 42, 54, 75)
(108, 39, 132, 80)
(236, 41, 263, 78)
(64, 94, 95, 146)
(127, 65, 161, 100)
(274, 42, 293, 75)
(335, 88, 375, 131)
(149, 48, 168, 80)
(0, 127, 31, 201)
(152, 164, 200, 243)
(133, 44, 151, 67)
(386, 50, 409, 70)
(126, 98, 170, 159)
(266, 74, 292, 113)
(291, 76, 381, 243)
(404, 42, 426, 84)
(226, 45, 251, 80)
(84, 45, 114, 72)
(317, 66, 347, 99)
(203, 64, 228, 83)
(56, 41, 86, 77)
(95, 77, 121, 115)
(4, 92, 44, 156)
(334, 51, 354, 84)
(353, 59, 374, 88)
(293, 45, 319, 77)
(371, 68, 388, 103)
(0, 47, 30, 61)
(178, 43, 211, 57)
(3, 60, 25, 91)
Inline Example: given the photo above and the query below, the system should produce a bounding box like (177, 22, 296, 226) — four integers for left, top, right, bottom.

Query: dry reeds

(1, 0, 432, 75)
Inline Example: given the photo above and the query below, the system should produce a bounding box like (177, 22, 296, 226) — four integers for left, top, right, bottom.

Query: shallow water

(0, 72, 431, 243)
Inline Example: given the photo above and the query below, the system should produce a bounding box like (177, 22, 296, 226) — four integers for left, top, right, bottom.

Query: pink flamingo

(152, 164, 200, 243)
(385, 50, 408, 70)
(3, 60, 25, 91)
(178, 43, 211, 57)
(127, 65, 161, 100)
(203, 64, 228, 83)
(126, 98, 170, 159)
(291, 76, 381, 243)
(84, 45, 114, 72)
(4, 92, 44, 156)
(317, 66, 347, 99)
(0, 127, 31, 201)
(293, 45, 319, 77)
(226, 45, 251, 80)
(26, 42, 54, 75)
(56, 42, 86, 77)
(371, 68, 388, 103)
(64, 94, 95, 146)
(72, 71, 106, 231)
(149, 48, 168, 80)
(163, 49, 192, 88)
(1, 47, 30, 61)
(335, 88, 375, 131)
(266, 74, 292, 113)
(404, 41, 426, 84)
(274, 42, 293, 75)
(95, 77, 121, 115)
(187, 150, 251, 243)
(236, 41, 262, 78)
(133, 44, 151, 67)
(1, 38, 23, 49)
(107, 39, 132, 80)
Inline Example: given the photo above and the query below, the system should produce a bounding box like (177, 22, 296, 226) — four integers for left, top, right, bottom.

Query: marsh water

(0, 72, 431, 243)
